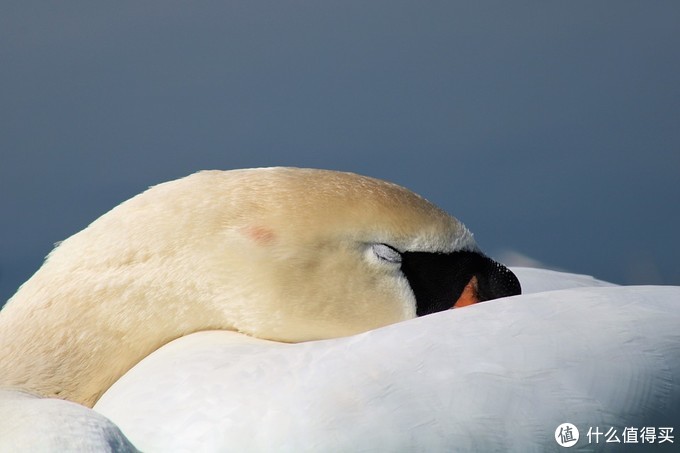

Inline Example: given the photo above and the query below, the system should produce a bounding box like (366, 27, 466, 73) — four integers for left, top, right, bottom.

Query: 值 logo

(555, 423, 580, 447)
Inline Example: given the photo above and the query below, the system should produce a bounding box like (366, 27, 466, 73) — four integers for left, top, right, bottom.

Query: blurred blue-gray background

(2, 1, 679, 306)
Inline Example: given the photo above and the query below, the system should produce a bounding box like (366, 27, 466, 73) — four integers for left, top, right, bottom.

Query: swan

(1, 168, 523, 448)
(1, 168, 678, 451)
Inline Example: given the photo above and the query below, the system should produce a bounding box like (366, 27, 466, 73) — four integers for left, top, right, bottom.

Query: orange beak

(452, 276, 480, 309)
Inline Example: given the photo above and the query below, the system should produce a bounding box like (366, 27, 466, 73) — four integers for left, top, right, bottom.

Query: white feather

(90, 270, 679, 452)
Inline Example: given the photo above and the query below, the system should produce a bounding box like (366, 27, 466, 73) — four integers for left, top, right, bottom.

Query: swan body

(0, 390, 137, 452)
(91, 281, 680, 452)
(6, 268, 670, 452)
(4, 271, 677, 452)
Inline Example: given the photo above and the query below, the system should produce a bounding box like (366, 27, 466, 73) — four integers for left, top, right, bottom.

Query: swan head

(0, 167, 519, 405)
(91, 167, 516, 341)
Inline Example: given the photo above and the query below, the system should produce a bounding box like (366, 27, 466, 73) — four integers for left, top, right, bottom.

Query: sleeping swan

(0, 167, 519, 409)
(3, 168, 678, 451)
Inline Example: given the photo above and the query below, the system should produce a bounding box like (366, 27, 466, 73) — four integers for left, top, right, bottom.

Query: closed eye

(371, 243, 402, 264)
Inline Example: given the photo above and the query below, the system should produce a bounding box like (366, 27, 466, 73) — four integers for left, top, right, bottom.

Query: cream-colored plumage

(0, 168, 474, 407)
